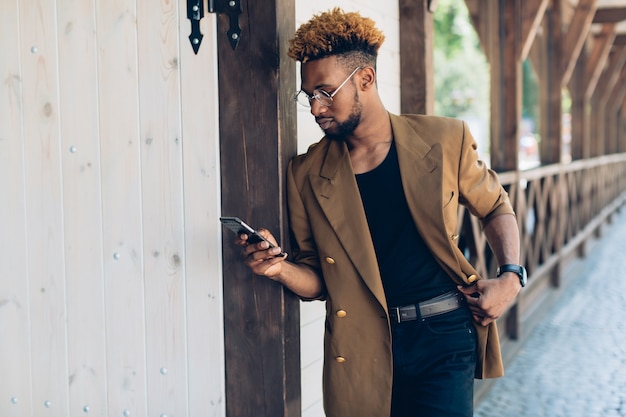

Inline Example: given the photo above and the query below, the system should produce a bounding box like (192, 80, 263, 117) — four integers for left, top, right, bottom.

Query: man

(236, 8, 524, 417)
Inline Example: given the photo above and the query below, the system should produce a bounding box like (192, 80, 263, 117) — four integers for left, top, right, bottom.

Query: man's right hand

(236, 228, 288, 279)
(234, 228, 325, 299)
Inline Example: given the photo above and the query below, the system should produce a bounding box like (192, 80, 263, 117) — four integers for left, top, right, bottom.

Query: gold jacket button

(467, 274, 478, 283)
(336, 310, 347, 318)
(325, 257, 336, 264)
(335, 356, 346, 363)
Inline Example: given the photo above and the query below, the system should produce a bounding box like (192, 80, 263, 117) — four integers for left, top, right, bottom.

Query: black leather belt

(388, 291, 465, 323)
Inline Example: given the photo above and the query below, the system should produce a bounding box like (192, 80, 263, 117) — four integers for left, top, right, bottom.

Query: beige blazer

(287, 113, 515, 417)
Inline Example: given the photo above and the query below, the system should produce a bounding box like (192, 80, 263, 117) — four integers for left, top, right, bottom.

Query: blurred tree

(433, 0, 489, 121)
(434, 0, 465, 57)
(522, 59, 540, 130)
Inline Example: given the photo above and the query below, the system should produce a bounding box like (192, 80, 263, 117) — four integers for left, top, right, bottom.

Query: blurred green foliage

(433, 0, 489, 120)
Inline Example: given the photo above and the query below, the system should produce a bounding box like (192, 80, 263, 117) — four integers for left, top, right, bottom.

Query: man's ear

(359, 66, 377, 90)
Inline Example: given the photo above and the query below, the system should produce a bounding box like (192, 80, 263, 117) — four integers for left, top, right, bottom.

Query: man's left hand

(457, 273, 521, 326)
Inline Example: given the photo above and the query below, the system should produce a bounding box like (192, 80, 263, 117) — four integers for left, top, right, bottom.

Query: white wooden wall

(0, 1, 224, 416)
(295, 2, 400, 416)
(1, 0, 399, 416)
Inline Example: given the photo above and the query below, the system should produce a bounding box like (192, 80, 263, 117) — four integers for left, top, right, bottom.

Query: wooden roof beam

(521, 0, 549, 60)
(561, 0, 599, 87)
(465, 0, 548, 62)
(464, 0, 489, 61)
(599, 45, 626, 102)
(614, 34, 626, 45)
(593, 7, 626, 23)
(585, 23, 617, 99)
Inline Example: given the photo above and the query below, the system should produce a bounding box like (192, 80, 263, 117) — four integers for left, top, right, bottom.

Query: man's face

(300, 57, 363, 141)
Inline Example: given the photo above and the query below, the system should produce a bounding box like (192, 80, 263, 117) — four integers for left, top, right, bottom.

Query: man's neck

(345, 108, 392, 150)
(346, 109, 394, 174)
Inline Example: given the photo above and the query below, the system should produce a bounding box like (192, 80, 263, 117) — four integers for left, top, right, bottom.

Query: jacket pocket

(442, 190, 455, 208)
(442, 190, 458, 233)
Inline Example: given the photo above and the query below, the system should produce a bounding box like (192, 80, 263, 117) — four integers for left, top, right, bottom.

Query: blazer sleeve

(286, 158, 325, 300)
(456, 121, 515, 224)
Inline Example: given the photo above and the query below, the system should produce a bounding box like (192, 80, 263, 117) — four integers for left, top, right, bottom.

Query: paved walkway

(475, 209, 626, 417)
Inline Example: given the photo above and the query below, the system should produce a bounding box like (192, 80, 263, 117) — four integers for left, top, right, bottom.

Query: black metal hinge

(187, 0, 242, 54)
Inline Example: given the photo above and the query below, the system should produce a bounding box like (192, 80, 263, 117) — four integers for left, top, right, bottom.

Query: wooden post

(606, 66, 626, 155)
(617, 103, 626, 152)
(563, 0, 599, 161)
(399, 0, 435, 115)
(217, 1, 300, 416)
(606, 100, 617, 154)
(539, 2, 563, 165)
(488, 0, 522, 172)
(483, 0, 524, 340)
(590, 95, 605, 157)
(593, 46, 626, 155)
(533, 2, 564, 287)
(569, 56, 588, 160)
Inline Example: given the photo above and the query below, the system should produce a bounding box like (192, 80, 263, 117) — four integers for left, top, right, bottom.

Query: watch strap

(497, 264, 527, 287)
(497, 264, 523, 276)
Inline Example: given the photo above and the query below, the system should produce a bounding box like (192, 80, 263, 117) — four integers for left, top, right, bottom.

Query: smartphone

(220, 216, 286, 257)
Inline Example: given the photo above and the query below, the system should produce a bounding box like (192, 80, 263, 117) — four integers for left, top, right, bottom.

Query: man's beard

(323, 95, 362, 142)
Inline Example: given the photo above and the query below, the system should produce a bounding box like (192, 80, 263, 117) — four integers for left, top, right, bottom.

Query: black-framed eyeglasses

(294, 66, 363, 108)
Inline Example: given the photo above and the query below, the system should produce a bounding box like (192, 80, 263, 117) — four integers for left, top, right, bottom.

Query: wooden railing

(457, 153, 626, 343)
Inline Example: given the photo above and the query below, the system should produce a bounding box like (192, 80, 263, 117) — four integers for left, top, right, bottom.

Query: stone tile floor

(475, 210, 626, 417)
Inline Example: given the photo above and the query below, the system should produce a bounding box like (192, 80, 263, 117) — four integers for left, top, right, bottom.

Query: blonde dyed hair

(288, 8, 385, 64)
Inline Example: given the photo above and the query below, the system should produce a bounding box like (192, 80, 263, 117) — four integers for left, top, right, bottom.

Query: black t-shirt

(355, 141, 455, 307)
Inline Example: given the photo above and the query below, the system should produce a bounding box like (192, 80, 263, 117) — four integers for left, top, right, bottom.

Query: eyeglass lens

(295, 90, 332, 107)
(295, 66, 362, 108)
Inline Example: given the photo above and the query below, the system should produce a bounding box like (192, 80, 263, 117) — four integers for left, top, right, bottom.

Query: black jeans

(390, 306, 477, 417)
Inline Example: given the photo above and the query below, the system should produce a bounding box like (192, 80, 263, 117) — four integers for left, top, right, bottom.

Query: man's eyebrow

(300, 81, 333, 95)
(315, 81, 334, 90)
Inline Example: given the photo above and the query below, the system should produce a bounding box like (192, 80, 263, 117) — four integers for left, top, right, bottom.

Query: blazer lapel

(390, 114, 461, 273)
(310, 140, 387, 309)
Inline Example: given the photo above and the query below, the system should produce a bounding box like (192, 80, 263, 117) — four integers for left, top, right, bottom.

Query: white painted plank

(56, 0, 107, 414)
(96, 0, 148, 415)
(136, 0, 188, 415)
(302, 399, 326, 417)
(19, 0, 70, 415)
(300, 316, 324, 369)
(299, 300, 325, 326)
(0, 1, 32, 415)
(177, 7, 225, 416)
(301, 359, 324, 414)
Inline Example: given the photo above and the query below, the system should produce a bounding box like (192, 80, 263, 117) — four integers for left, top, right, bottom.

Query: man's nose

(310, 100, 327, 117)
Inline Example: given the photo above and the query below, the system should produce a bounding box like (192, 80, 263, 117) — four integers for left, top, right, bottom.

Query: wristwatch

(497, 264, 527, 288)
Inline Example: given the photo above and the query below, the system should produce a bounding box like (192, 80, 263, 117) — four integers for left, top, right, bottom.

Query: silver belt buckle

(391, 306, 402, 323)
